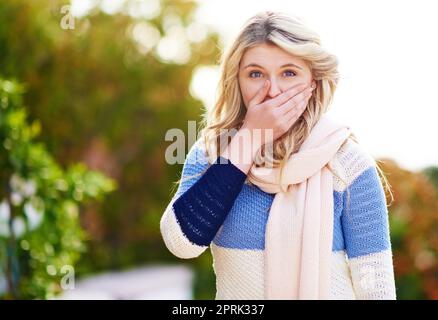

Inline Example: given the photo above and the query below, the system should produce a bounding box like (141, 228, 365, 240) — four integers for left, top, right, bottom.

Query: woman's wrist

(219, 126, 262, 174)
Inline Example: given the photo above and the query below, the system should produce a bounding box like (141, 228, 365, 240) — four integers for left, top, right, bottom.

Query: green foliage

(0, 0, 220, 299)
(0, 78, 116, 299)
(423, 166, 438, 195)
(381, 160, 438, 299)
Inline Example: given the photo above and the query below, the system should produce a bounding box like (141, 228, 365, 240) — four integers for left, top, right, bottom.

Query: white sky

(191, 0, 438, 171)
(70, 0, 438, 171)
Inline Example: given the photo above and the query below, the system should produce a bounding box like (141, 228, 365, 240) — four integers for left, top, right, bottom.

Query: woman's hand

(241, 80, 314, 147)
(220, 80, 313, 174)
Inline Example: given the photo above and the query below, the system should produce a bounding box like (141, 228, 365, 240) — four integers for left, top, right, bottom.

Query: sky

(191, 0, 438, 172)
(71, 0, 438, 171)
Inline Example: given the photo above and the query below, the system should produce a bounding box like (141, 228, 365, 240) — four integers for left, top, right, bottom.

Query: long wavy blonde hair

(185, 11, 392, 209)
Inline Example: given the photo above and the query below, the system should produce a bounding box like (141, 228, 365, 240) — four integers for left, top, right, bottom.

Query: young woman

(160, 11, 396, 300)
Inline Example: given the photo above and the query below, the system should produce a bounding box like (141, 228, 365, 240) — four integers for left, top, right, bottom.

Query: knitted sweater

(160, 137, 397, 300)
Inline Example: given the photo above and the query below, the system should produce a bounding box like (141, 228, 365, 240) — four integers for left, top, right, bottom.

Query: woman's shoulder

(174, 138, 210, 197)
(182, 137, 210, 170)
(331, 136, 378, 190)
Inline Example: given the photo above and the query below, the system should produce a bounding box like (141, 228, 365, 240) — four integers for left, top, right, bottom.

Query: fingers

(248, 80, 271, 108)
(283, 96, 309, 125)
(276, 92, 310, 133)
(264, 82, 308, 109)
(276, 86, 313, 115)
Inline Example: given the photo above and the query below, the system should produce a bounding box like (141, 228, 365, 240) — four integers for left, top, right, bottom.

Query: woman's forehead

(240, 44, 306, 69)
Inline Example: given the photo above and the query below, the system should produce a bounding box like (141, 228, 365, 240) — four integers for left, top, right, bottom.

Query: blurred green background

(0, 0, 437, 300)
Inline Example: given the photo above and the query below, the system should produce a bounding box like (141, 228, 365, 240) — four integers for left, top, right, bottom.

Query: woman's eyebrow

(242, 63, 303, 70)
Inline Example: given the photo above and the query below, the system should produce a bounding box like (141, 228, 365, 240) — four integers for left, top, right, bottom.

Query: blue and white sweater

(160, 137, 397, 299)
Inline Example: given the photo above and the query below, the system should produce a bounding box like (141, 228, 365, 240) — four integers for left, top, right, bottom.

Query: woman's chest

(212, 183, 345, 250)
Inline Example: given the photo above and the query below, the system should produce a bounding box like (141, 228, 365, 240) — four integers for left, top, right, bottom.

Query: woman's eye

(283, 70, 296, 77)
(249, 70, 296, 78)
(249, 71, 262, 78)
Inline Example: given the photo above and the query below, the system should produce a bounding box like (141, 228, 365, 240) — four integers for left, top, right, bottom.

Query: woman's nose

(266, 78, 282, 98)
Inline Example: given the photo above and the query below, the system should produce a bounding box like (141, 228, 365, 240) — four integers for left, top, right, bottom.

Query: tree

(0, 0, 220, 298)
(379, 159, 438, 299)
(0, 78, 116, 299)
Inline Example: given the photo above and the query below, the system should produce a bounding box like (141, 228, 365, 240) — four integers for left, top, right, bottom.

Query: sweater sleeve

(339, 140, 397, 299)
(160, 139, 247, 259)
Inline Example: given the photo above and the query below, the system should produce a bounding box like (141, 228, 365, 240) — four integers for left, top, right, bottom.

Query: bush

(0, 78, 116, 299)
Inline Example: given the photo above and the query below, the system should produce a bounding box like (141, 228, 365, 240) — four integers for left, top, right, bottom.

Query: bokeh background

(0, 0, 437, 300)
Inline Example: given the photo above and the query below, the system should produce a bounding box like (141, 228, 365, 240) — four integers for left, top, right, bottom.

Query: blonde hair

(179, 11, 393, 210)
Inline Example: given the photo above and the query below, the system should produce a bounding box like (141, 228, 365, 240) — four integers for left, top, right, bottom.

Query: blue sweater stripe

(172, 156, 247, 246)
(171, 142, 391, 259)
(341, 166, 391, 258)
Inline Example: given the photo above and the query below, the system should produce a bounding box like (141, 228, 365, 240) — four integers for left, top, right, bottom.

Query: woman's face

(238, 42, 315, 107)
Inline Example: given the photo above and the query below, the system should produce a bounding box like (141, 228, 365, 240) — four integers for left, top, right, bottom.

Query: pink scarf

(248, 114, 352, 299)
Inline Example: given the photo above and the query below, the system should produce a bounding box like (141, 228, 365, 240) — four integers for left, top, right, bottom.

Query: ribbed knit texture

(160, 137, 397, 299)
(172, 155, 247, 246)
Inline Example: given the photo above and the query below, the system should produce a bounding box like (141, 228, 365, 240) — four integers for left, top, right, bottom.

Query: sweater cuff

(172, 155, 247, 246)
